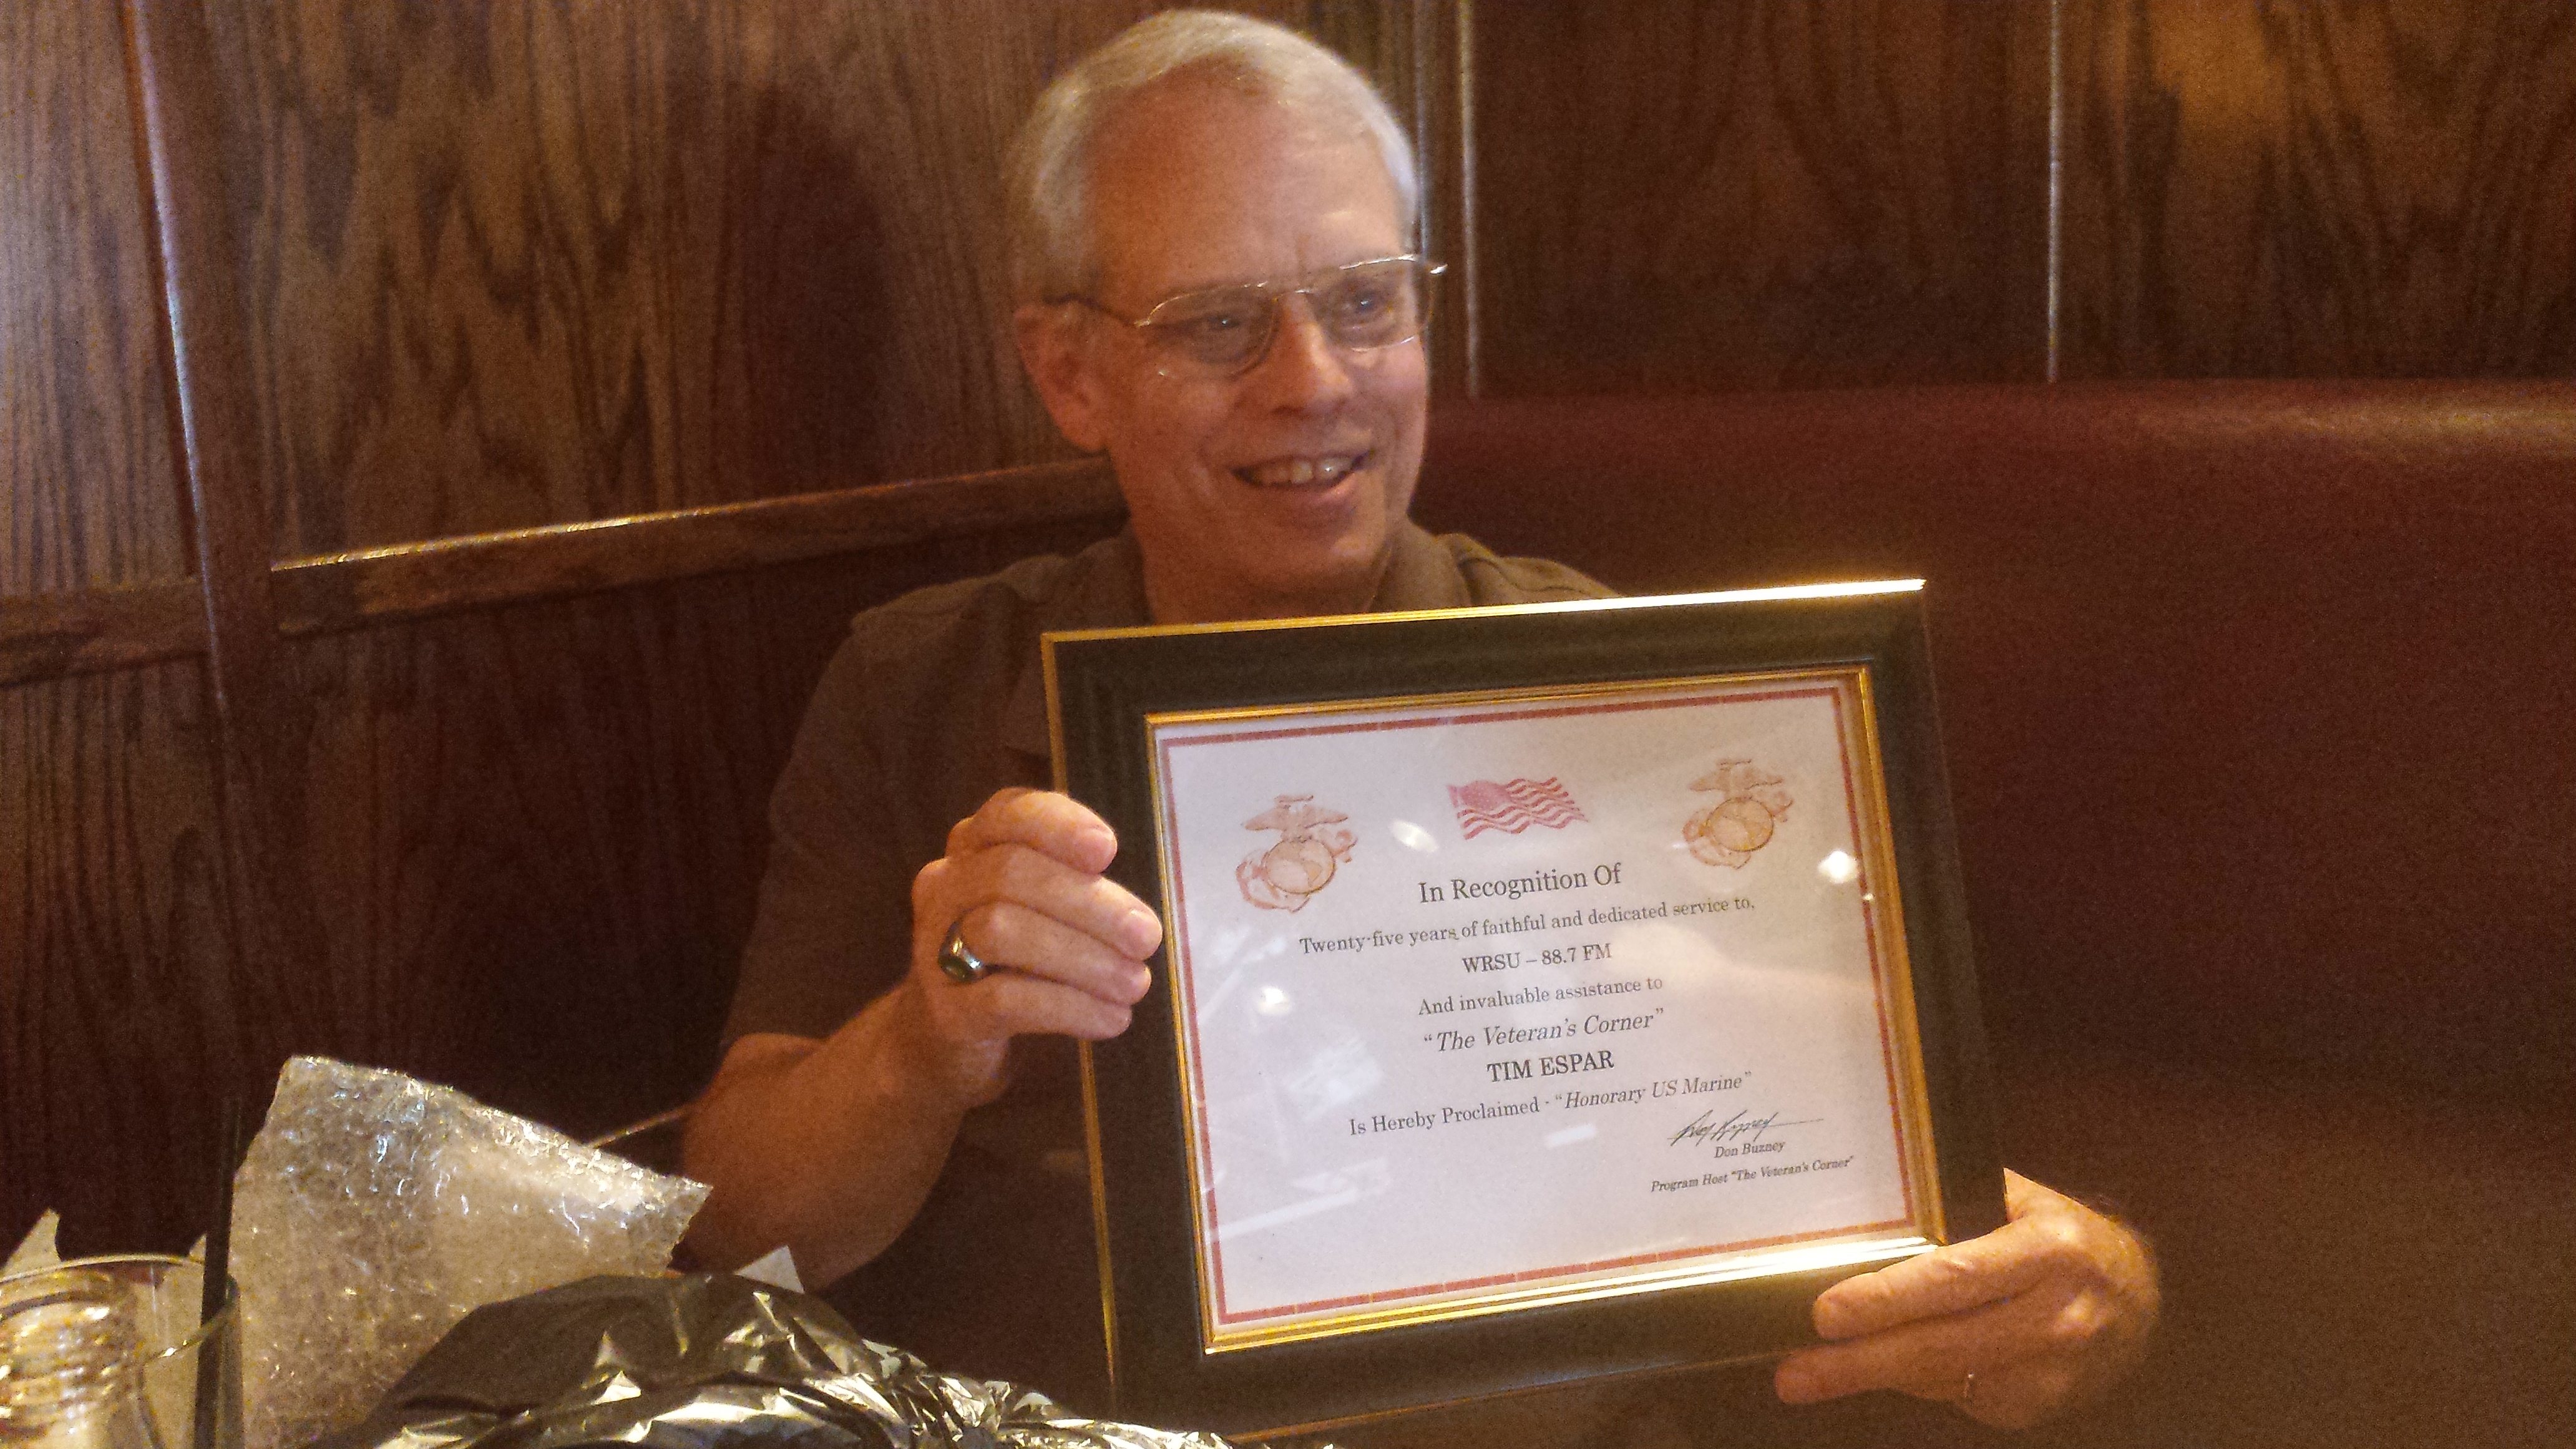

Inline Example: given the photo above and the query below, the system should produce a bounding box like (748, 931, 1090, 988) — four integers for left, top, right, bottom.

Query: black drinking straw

(194, 1095, 243, 1449)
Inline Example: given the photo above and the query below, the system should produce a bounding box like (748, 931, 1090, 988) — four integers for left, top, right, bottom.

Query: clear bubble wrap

(310, 1274, 1244, 1449)
(230, 1057, 706, 1449)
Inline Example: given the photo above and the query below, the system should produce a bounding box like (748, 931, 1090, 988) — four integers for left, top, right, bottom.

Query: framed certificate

(1044, 581, 2002, 1437)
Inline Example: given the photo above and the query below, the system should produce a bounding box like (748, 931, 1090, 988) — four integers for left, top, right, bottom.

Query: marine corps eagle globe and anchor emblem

(1236, 794, 1357, 912)
(1684, 758, 1794, 868)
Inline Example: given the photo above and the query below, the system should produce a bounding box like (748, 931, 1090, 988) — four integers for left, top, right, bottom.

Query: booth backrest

(1415, 382, 2576, 1100)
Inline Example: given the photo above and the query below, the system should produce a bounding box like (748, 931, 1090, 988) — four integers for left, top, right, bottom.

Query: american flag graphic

(1448, 778, 1588, 839)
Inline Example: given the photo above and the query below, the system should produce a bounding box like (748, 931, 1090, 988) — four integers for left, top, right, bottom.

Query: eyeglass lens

(1144, 259, 1431, 373)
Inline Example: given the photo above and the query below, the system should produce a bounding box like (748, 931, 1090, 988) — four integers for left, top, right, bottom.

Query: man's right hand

(683, 786, 1159, 1285)
(901, 787, 1164, 1106)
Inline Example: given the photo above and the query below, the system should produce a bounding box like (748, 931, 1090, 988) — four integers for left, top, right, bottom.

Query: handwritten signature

(1667, 1106, 1821, 1154)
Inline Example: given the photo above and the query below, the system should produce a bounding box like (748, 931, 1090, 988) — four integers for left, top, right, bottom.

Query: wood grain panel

(1469, 0, 2046, 396)
(262, 514, 1118, 1143)
(0, 663, 275, 1257)
(0, 0, 191, 596)
(132, 0, 343, 1175)
(183, 1, 1419, 559)
(2060, 0, 2576, 378)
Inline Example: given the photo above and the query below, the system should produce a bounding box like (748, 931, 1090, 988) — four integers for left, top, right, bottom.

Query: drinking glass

(0, 1254, 241, 1449)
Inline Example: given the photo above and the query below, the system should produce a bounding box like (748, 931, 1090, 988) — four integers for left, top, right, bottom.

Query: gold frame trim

(1050, 645, 1124, 1392)
(1045, 577, 1924, 648)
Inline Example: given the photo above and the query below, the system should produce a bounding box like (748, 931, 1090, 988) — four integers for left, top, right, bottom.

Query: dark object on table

(308, 1274, 1237, 1449)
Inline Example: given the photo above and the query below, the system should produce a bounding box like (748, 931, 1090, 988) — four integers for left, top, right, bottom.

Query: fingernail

(1125, 907, 1163, 955)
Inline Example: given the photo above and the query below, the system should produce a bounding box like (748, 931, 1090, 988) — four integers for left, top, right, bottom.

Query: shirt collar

(1370, 518, 1473, 613)
(1000, 530, 1151, 760)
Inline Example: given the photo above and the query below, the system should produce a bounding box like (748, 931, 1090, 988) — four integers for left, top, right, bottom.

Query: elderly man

(685, 10, 2155, 1441)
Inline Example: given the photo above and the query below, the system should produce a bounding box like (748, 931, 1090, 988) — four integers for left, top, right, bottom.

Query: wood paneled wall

(2, 0, 190, 596)
(1470, 0, 2050, 394)
(1472, 0, 2576, 389)
(2059, 1, 2576, 377)
(6, 0, 2570, 1256)
(193, 0, 1427, 556)
(4, 0, 250, 1254)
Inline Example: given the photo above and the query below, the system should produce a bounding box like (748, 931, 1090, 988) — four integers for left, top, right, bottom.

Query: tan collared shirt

(721, 524, 1605, 1405)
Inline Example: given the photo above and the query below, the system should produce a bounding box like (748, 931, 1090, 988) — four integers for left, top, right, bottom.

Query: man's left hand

(1772, 1169, 2159, 1427)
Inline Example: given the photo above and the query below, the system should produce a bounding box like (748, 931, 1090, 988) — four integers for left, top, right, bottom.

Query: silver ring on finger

(937, 917, 992, 985)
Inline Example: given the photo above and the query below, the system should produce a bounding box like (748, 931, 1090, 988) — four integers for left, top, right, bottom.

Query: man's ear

(1015, 304, 1110, 453)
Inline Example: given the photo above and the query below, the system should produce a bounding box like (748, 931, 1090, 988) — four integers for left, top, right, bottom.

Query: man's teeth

(1239, 455, 1361, 487)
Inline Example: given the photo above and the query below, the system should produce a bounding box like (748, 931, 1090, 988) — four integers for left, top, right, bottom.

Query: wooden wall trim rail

(268, 458, 1123, 637)
(0, 583, 208, 686)
(0, 459, 1125, 685)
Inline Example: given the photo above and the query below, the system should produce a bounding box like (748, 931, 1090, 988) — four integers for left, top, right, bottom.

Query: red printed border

(1151, 677, 1920, 1332)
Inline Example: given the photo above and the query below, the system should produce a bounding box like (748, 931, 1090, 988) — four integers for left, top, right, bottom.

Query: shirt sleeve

(722, 625, 920, 1045)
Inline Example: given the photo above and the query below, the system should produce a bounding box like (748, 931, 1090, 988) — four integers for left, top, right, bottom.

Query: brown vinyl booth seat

(1412, 382, 2576, 1448)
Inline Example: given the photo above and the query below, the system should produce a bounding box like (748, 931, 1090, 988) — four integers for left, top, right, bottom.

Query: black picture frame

(1043, 582, 2003, 1439)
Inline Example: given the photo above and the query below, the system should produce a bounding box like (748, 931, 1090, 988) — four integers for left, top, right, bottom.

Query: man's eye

(1325, 281, 1408, 337)
(1168, 305, 1264, 340)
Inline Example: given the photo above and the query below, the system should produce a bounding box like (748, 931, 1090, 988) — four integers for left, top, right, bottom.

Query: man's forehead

(1086, 76, 1400, 297)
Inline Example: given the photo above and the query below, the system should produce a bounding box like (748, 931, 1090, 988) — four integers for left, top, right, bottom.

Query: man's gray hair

(1007, 9, 1420, 303)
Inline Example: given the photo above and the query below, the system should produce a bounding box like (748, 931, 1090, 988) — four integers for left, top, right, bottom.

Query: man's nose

(1245, 295, 1357, 408)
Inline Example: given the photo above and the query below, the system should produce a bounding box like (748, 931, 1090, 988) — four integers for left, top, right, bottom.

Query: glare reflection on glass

(1255, 985, 1293, 1017)
(1544, 1122, 1598, 1148)
(1214, 1183, 1359, 1242)
(1389, 819, 1438, 852)
(1818, 849, 1860, 885)
(1284, 1038, 1379, 1118)
(1193, 968, 1244, 1025)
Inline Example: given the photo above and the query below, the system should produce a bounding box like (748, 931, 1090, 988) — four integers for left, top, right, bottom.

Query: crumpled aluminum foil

(230, 1058, 706, 1449)
(310, 1273, 1241, 1449)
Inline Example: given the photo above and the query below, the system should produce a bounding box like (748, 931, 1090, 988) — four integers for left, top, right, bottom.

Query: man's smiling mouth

(1234, 452, 1367, 488)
